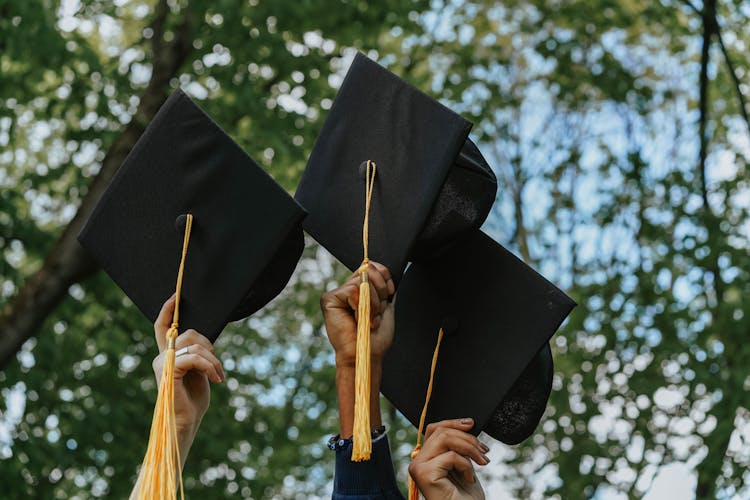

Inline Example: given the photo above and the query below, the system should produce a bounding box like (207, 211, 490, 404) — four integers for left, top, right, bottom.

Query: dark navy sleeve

(331, 434, 405, 500)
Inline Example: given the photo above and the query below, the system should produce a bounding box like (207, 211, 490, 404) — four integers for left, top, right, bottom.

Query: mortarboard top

(381, 230, 576, 444)
(78, 88, 306, 342)
(294, 52, 497, 285)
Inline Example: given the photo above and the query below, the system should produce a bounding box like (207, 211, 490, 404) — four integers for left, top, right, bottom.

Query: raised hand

(151, 295, 225, 454)
(409, 418, 488, 500)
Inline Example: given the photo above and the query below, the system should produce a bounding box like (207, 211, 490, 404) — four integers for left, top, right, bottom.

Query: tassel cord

(136, 213, 193, 499)
(352, 161, 377, 461)
(408, 328, 444, 500)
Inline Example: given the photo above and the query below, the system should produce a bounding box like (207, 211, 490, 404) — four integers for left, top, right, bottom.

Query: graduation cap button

(358, 160, 378, 181)
(174, 213, 190, 235)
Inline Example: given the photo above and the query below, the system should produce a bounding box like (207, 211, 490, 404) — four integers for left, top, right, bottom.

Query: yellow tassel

(136, 327, 184, 499)
(408, 328, 444, 499)
(136, 213, 193, 499)
(352, 160, 376, 461)
(352, 271, 372, 461)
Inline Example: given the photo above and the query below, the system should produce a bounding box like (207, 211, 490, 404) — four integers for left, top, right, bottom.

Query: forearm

(336, 359, 383, 438)
(332, 359, 401, 499)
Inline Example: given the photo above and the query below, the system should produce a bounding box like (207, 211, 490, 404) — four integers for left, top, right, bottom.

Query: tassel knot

(408, 444, 422, 499)
(358, 260, 370, 276)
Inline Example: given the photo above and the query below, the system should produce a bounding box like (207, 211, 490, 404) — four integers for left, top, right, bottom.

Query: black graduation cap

(381, 230, 576, 444)
(78, 89, 306, 342)
(294, 52, 497, 285)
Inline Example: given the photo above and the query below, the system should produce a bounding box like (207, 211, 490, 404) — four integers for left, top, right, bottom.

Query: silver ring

(175, 346, 190, 357)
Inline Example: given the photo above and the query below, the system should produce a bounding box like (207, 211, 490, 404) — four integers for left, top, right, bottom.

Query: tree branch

(679, 0, 701, 16)
(0, 1, 193, 368)
(693, 2, 732, 497)
(511, 177, 532, 264)
(715, 27, 750, 134)
(697, 0, 713, 213)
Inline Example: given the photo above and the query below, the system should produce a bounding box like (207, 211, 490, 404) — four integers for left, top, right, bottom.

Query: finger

(437, 451, 477, 484)
(349, 263, 390, 302)
(365, 265, 389, 304)
(425, 418, 476, 441)
(368, 282, 380, 315)
(345, 283, 360, 313)
(154, 294, 176, 352)
(420, 428, 489, 465)
(342, 281, 379, 319)
(343, 270, 363, 287)
(175, 351, 223, 383)
(410, 452, 476, 490)
(178, 343, 224, 381)
(176, 329, 215, 354)
(339, 267, 372, 292)
(336, 265, 389, 314)
(345, 266, 386, 315)
(369, 261, 395, 295)
(321, 283, 359, 313)
(423, 419, 490, 465)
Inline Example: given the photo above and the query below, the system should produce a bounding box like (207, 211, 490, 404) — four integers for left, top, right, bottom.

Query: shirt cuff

(331, 433, 403, 499)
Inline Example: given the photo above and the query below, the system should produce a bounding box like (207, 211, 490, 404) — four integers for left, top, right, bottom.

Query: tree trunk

(0, 1, 193, 368)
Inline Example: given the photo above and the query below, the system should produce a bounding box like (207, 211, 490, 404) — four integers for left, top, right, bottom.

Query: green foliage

(1, 1, 426, 497)
(2, 0, 750, 498)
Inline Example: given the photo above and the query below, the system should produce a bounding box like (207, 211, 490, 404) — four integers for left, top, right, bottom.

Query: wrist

(335, 359, 384, 438)
(334, 359, 383, 391)
(176, 418, 201, 466)
(335, 355, 384, 369)
(335, 354, 356, 369)
(176, 411, 203, 438)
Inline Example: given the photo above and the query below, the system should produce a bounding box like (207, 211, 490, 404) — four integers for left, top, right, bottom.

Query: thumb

(154, 293, 176, 352)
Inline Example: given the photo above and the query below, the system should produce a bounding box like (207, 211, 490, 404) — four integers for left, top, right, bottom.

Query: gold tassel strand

(352, 160, 377, 461)
(136, 213, 193, 499)
(408, 328, 444, 500)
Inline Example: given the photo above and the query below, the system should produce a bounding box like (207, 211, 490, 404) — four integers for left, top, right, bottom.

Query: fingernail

(460, 418, 473, 425)
(480, 442, 490, 453)
(482, 454, 490, 464)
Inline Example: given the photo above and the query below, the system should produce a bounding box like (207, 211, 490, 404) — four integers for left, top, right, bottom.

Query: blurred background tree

(1, 0, 748, 498)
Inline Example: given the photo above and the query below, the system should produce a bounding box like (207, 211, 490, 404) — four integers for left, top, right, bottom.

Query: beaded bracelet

(327, 426, 387, 450)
